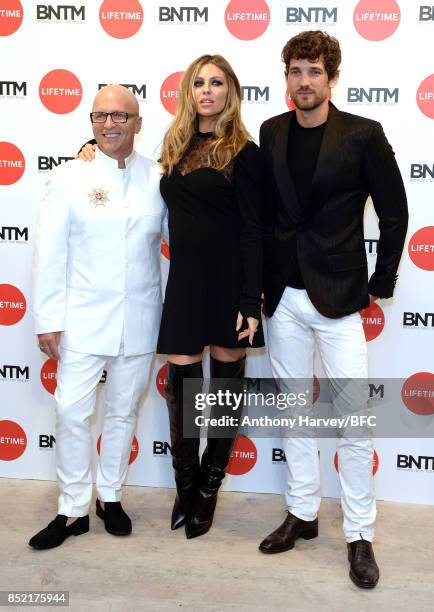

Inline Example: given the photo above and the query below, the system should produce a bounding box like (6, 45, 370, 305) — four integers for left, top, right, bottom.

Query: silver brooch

(88, 187, 110, 207)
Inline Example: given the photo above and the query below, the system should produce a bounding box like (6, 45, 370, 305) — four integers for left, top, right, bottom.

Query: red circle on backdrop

(99, 0, 144, 38)
(0, 142, 25, 185)
(160, 72, 183, 115)
(408, 227, 434, 271)
(0, 420, 27, 461)
(156, 363, 168, 399)
(39, 69, 82, 114)
(226, 435, 257, 475)
(335, 449, 379, 475)
(161, 238, 170, 260)
(401, 372, 434, 416)
(417, 75, 434, 119)
(224, 0, 270, 41)
(97, 434, 139, 464)
(40, 359, 58, 395)
(353, 0, 400, 41)
(0, 0, 23, 36)
(360, 302, 385, 342)
(0, 284, 26, 325)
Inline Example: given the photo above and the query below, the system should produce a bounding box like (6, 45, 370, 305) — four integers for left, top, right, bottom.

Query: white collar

(95, 146, 136, 170)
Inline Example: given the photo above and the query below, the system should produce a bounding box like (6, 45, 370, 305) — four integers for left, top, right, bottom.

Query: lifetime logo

(153, 441, 171, 455)
(0, 227, 28, 242)
(99, 0, 144, 38)
(420, 6, 434, 21)
(0, 81, 26, 96)
(0, 142, 25, 185)
(0, 1, 23, 36)
(161, 238, 170, 260)
(347, 87, 399, 104)
(401, 372, 434, 415)
(0, 420, 27, 461)
(40, 359, 58, 395)
(408, 226, 434, 271)
(397, 455, 434, 470)
(36, 4, 85, 21)
(286, 7, 338, 24)
(417, 75, 434, 119)
(97, 434, 139, 464)
(39, 69, 82, 114)
(335, 449, 379, 475)
(242, 85, 269, 103)
(156, 363, 168, 398)
(360, 302, 385, 342)
(0, 284, 26, 325)
(160, 71, 183, 115)
(98, 83, 146, 100)
(353, 0, 400, 41)
(410, 163, 434, 180)
(159, 6, 208, 23)
(403, 312, 434, 328)
(226, 435, 257, 475)
(365, 238, 378, 255)
(0, 365, 29, 381)
(38, 155, 75, 171)
(225, 0, 270, 40)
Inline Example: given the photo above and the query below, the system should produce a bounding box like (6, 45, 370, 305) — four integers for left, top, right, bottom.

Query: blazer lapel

(312, 103, 343, 195)
(272, 111, 302, 224)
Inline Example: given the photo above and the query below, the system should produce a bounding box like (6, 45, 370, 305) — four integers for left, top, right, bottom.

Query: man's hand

(37, 332, 61, 360)
(76, 143, 97, 162)
(236, 312, 259, 346)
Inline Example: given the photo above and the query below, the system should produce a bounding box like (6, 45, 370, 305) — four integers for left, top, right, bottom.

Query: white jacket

(33, 148, 167, 356)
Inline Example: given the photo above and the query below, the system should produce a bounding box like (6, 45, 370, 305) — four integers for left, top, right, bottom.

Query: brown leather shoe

(347, 537, 379, 589)
(259, 512, 318, 554)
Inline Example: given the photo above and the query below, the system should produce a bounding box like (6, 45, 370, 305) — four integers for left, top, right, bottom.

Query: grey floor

(1, 478, 433, 611)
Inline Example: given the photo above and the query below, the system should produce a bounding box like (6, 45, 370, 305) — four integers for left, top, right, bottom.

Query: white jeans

(267, 287, 375, 543)
(54, 346, 154, 517)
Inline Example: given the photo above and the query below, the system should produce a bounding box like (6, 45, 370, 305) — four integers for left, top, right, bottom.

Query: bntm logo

(0, 0, 23, 36)
(0, 142, 25, 185)
(408, 226, 434, 271)
(360, 302, 385, 342)
(226, 435, 257, 475)
(335, 449, 379, 475)
(39, 69, 82, 114)
(0, 420, 27, 461)
(97, 434, 139, 464)
(99, 0, 144, 38)
(417, 75, 434, 119)
(0, 284, 26, 325)
(353, 0, 400, 41)
(225, 0, 270, 41)
(401, 372, 434, 416)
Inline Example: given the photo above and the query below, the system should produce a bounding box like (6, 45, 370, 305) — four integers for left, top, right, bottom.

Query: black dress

(157, 132, 265, 355)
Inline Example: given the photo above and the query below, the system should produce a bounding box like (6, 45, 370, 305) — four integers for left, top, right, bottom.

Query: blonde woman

(158, 54, 264, 539)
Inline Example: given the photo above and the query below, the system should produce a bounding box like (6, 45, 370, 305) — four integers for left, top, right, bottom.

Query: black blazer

(260, 103, 408, 319)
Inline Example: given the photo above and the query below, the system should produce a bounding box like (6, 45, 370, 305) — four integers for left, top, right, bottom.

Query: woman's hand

(76, 143, 97, 161)
(236, 312, 259, 346)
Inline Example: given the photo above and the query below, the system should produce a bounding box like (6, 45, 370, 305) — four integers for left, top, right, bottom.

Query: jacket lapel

(272, 111, 301, 224)
(311, 103, 342, 194)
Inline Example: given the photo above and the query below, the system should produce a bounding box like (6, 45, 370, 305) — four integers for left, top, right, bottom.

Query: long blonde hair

(160, 54, 250, 175)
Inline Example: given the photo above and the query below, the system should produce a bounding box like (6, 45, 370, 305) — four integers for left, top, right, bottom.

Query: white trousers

(267, 287, 376, 543)
(54, 346, 154, 517)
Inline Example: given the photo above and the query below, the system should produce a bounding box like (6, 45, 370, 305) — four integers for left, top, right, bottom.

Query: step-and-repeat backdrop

(1, 1, 433, 504)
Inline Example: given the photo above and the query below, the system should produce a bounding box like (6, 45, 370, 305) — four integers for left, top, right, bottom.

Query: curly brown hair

(282, 30, 341, 79)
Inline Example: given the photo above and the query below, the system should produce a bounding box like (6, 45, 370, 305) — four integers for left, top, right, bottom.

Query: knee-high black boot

(185, 355, 245, 539)
(165, 361, 203, 530)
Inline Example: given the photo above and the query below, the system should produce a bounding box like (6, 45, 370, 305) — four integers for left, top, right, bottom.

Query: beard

(292, 90, 327, 111)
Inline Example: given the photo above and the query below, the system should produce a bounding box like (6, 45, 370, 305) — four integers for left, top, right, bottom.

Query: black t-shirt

(286, 117, 326, 289)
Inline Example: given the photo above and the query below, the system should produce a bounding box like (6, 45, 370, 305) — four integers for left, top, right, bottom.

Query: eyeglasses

(90, 111, 138, 124)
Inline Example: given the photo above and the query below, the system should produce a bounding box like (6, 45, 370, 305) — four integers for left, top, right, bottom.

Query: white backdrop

(1, 0, 433, 504)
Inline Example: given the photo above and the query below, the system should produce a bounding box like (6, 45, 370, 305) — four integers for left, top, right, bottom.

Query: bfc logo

(335, 449, 379, 475)
(408, 227, 434, 271)
(0, 0, 23, 36)
(0, 284, 26, 325)
(417, 75, 434, 119)
(0, 420, 27, 461)
(99, 0, 144, 38)
(97, 434, 139, 464)
(39, 69, 82, 114)
(0, 142, 25, 185)
(401, 372, 434, 416)
(225, 0, 270, 40)
(353, 0, 400, 41)
(226, 435, 257, 475)
(360, 302, 385, 342)
(160, 72, 183, 115)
